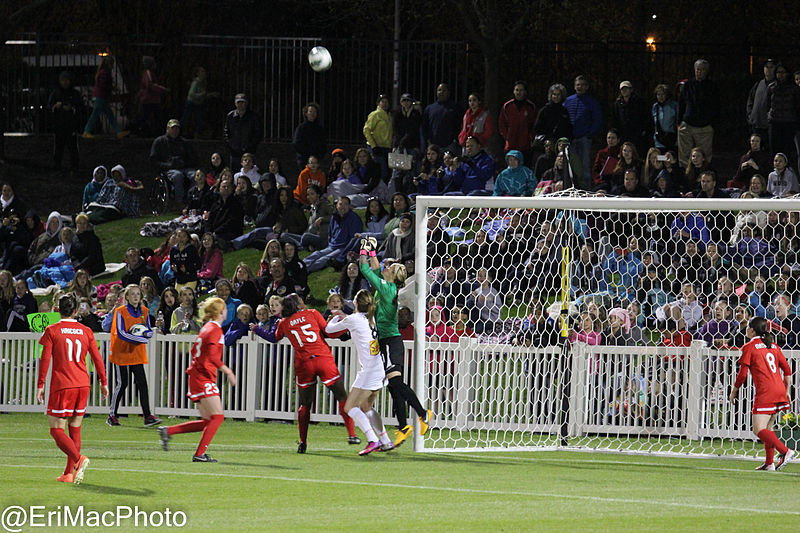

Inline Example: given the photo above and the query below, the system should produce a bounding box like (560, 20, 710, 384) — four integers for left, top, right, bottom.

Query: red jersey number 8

(290, 324, 318, 347)
(766, 352, 778, 374)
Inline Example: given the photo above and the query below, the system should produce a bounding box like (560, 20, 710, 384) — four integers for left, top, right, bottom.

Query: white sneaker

(755, 462, 776, 471)
(776, 449, 795, 471)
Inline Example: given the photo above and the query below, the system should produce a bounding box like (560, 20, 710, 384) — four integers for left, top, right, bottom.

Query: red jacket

(498, 98, 536, 151)
(458, 106, 495, 147)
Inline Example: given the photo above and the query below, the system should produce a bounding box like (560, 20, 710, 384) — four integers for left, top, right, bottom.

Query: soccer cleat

(419, 409, 433, 436)
(144, 416, 162, 427)
(348, 436, 362, 445)
(755, 462, 776, 471)
(379, 442, 395, 452)
(72, 455, 89, 485)
(359, 441, 381, 456)
(106, 415, 120, 426)
(158, 426, 171, 451)
(393, 425, 413, 447)
(56, 473, 74, 483)
(776, 449, 795, 471)
(297, 442, 307, 454)
(192, 454, 217, 463)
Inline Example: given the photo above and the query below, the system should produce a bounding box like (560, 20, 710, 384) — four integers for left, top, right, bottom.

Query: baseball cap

(400, 93, 414, 101)
(167, 119, 180, 128)
(235, 93, 248, 103)
(619, 81, 633, 90)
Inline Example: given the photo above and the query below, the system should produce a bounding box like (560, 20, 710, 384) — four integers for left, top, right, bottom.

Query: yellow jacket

(363, 107, 392, 149)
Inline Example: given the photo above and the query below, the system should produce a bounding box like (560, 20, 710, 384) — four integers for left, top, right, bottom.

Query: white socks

(348, 407, 378, 443)
(366, 409, 391, 445)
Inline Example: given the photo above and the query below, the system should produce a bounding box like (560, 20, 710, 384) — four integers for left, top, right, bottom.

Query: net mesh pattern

(418, 193, 800, 456)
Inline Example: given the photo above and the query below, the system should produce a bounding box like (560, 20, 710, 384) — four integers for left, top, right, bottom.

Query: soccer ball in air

(308, 46, 332, 72)
(129, 323, 149, 336)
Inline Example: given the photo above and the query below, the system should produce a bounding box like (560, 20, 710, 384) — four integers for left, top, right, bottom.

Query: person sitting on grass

(82, 166, 108, 210)
(302, 196, 363, 273)
(85, 165, 143, 225)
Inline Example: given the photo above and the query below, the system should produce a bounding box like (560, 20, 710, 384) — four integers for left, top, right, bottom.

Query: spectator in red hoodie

(398, 306, 414, 341)
(499, 81, 537, 164)
(591, 129, 621, 191)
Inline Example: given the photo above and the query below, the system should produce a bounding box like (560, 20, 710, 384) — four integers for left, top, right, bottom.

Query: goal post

(413, 193, 800, 458)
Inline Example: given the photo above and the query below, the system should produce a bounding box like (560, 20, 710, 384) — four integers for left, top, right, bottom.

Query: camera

(656, 155, 668, 162)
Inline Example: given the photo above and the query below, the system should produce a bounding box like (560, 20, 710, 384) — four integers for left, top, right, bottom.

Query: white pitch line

(2, 464, 798, 516)
(449, 452, 800, 477)
(0, 437, 339, 451)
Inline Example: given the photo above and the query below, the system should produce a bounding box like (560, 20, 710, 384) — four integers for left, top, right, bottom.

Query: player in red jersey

(36, 294, 108, 484)
(157, 297, 236, 462)
(730, 317, 795, 471)
(251, 293, 358, 453)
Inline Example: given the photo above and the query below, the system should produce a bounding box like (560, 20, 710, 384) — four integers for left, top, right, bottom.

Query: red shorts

(187, 377, 220, 402)
(752, 401, 791, 415)
(295, 355, 341, 389)
(47, 387, 89, 417)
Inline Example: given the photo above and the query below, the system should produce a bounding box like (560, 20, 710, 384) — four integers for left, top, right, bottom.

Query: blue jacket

(328, 209, 363, 249)
(564, 93, 603, 139)
(222, 296, 242, 330)
(460, 150, 495, 194)
(670, 213, 711, 248)
(602, 250, 643, 302)
(493, 150, 536, 196)
(421, 99, 463, 148)
(652, 100, 679, 148)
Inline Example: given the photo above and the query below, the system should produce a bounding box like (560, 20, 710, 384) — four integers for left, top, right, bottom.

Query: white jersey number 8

(766, 352, 778, 374)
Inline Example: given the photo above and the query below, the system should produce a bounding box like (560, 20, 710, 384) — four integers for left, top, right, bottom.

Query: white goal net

(413, 192, 800, 458)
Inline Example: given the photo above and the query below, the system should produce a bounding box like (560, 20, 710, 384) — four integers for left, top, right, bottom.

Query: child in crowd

(323, 293, 346, 320)
(255, 303, 270, 328)
(224, 303, 255, 346)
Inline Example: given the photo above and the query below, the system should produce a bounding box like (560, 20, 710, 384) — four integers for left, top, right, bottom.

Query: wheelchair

(148, 171, 173, 215)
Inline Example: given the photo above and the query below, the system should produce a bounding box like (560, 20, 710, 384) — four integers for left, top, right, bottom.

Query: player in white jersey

(326, 289, 394, 455)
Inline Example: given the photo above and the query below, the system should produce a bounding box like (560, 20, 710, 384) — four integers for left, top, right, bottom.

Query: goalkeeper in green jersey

(359, 236, 431, 446)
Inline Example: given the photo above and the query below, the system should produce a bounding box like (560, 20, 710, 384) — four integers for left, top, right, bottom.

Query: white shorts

(351, 367, 385, 391)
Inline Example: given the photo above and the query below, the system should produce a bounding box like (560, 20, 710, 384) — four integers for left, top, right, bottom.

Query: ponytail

(749, 316, 774, 348)
(354, 289, 376, 328)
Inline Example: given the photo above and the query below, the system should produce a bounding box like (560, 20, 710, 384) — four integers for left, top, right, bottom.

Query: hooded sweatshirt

(28, 211, 63, 266)
(493, 150, 536, 196)
(95, 165, 141, 217)
(83, 166, 108, 208)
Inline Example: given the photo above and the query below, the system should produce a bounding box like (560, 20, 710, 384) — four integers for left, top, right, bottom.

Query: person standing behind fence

(158, 297, 236, 462)
(677, 59, 719, 167)
(48, 71, 83, 174)
(224, 93, 263, 170)
(82, 56, 129, 139)
(363, 94, 393, 183)
(421, 83, 462, 153)
(181, 67, 210, 138)
(729, 316, 795, 471)
(134, 56, 169, 137)
(564, 75, 603, 185)
(499, 81, 537, 165)
(292, 102, 326, 173)
(107, 284, 161, 428)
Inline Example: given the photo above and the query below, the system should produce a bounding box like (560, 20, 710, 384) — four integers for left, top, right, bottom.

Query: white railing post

(454, 337, 473, 428)
(569, 342, 586, 438)
(245, 334, 258, 421)
(686, 340, 706, 441)
(148, 335, 159, 415)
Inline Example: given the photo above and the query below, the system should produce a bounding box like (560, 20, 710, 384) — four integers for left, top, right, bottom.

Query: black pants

(53, 130, 79, 170)
(110, 363, 152, 418)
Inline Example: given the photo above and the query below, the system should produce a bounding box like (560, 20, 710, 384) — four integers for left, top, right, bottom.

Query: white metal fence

(0, 332, 412, 424)
(3, 332, 797, 458)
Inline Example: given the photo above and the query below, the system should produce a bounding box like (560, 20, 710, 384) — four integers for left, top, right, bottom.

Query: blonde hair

(354, 289, 376, 327)
(392, 263, 408, 288)
(74, 213, 89, 226)
(255, 304, 269, 316)
(0, 270, 14, 301)
(199, 297, 226, 322)
(327, 293, 344, 307)
(67, 269, 93, 300)
(236, 303, 253, 319)
(268, 295, 283, 306)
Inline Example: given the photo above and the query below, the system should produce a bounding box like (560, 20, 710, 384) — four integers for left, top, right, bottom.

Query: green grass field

(4, 413, 800, 532)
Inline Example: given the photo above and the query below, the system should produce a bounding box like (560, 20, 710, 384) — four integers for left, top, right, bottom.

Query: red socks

(338, 400, 356, 438)
(50, 428, 80, 465)
(64, 425, 82, 474)
(298, 405, 310, 444)
(167, 420, 208, 435)
(758, 429, 789, 456)
(195, 415, 224, 457)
